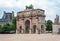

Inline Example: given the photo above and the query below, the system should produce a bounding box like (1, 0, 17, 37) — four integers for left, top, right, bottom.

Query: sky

(0, 0, 60, 22)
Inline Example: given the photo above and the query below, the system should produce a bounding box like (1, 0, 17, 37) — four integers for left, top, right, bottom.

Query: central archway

(25, 20, 30, 33)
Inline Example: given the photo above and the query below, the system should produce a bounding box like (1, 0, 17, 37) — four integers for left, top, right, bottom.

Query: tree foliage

(0, 17, 16, 33)
(0, 25, 3, 32)
(46, 20, 53, 32)
(2, 24, 11, 32)
(12, 17, 16, 31)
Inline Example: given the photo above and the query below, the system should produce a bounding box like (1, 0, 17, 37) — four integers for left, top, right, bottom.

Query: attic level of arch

(17, 9, 45, 20)
(17, 9, 45, 16)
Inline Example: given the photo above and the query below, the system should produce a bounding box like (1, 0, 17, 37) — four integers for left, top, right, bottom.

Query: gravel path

(0, 34, 60, 41)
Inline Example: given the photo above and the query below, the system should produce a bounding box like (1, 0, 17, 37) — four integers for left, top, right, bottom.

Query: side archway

(41, 25, 44, 33)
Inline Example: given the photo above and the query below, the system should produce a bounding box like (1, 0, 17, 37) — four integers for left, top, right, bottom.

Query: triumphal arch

(16, 5, 46, 34)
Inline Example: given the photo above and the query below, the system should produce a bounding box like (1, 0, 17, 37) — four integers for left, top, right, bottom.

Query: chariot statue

(26, 4, 34, 9)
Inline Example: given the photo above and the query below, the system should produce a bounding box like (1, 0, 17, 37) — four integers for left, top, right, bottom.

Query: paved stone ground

(0, 34, 60, 41)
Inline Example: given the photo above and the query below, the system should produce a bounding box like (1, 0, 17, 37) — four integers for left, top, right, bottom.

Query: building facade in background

(16, 5, 46, 34)
(54, 15, 59, 24)
(53, 15, 60, 34)
(0, 11, 14, 25)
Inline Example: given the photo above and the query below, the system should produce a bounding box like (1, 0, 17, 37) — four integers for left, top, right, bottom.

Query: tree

(46, 20, 53, 32)
(12, 17, 16, 31)
(2, 23, 11, 32)
(0, 17, 16, 34)
(0, 25, 3, 32)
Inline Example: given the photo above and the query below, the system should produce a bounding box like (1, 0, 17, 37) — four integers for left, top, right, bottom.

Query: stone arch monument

(16, 5, 46, 34)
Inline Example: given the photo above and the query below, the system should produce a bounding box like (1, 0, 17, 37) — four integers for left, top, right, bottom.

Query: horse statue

(26, 4, 34, 9)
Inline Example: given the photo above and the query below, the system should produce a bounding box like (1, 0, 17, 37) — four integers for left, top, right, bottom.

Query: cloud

(0, 0, 60, 22)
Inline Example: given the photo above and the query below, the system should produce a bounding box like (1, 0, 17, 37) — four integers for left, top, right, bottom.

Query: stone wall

(53, 24, 60, 34)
